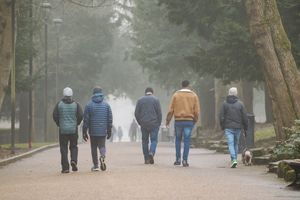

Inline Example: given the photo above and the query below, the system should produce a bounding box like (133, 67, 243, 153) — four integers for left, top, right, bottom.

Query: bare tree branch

(66, 0, 110, 8)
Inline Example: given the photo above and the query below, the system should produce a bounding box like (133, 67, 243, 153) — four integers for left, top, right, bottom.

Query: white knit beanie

(63, 87, 73, 97)
(228, 87, 238, 96)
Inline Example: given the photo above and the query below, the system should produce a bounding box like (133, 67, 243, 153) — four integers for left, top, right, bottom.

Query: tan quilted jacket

(166, 89, 200, 125)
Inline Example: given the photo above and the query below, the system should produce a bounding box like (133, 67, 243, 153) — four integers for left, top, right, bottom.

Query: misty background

(1, 0, 283, 144)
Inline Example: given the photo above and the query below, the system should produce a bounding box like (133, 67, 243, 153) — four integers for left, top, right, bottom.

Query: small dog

(242, 148, 253, 166)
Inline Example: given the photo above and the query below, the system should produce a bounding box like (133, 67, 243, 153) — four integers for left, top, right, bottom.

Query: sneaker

(174, 159, 181, 166)
(144, 159, 150, 164)
(91, 166, 100, 171)
(231, 160, 238, 168)
(61, 169, 70, 174)
(100, 156, 107, 171)
(71, 161, 78, 172)
(149, 154, 154, 164)
(182, 160, 189, 167)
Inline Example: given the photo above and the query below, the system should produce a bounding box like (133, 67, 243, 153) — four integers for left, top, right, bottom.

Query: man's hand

(107, 128, 112, 140)
(83, 132, 89, 142)
(244, 130, 247, 138)
(165, 121, 169, 128)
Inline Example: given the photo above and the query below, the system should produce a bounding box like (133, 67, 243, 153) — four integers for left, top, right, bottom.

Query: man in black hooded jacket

(219, 87, 248, 168)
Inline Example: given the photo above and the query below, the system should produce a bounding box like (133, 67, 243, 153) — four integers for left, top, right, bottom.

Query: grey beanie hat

(228, 87, 238, 96)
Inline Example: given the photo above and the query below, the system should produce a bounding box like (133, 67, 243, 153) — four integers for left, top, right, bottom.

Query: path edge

(0, 143, 58, 167)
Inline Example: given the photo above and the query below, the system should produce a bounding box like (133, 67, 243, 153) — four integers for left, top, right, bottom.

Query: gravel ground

(0, 142, 299, 200)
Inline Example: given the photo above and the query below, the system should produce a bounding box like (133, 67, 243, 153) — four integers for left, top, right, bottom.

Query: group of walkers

(53, 87, 112, 173)
(53, 80, 248, 173)
(134, 80, 200, 166)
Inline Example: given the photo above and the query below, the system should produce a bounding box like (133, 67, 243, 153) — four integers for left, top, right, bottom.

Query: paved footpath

(0, 142, 299, 200)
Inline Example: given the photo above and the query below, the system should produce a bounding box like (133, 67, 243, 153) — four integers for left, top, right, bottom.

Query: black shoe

(149, 154, 154, 164)
(71, 161, 78, 172)
(182, 160, 189, 167)
(100, 156, 106, 171)
(174, 159, 181, 166)
(61, 169, 70, 174)
(144, 159, 150, 164)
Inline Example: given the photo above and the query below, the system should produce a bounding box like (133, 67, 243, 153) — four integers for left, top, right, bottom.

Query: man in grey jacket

(219, 87, 248, 168)
(135, 87, 162, 164)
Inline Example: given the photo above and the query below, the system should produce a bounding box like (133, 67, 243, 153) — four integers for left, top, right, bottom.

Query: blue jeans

(175, 121, 194, 161)
(141, 127, 159, 160)
(224, 129, 241, 161)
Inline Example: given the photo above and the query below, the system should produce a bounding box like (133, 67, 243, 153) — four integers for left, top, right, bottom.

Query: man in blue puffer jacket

(53, 87, 83, 173)
(83, 87, 113, 171)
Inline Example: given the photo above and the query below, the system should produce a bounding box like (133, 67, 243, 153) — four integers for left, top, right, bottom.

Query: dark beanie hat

(93, 87, 102, 94)
(145, 87, 154, 94)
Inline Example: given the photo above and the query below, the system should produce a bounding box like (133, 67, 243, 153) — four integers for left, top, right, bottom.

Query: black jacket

(219, 95, 248, 130)
(134, 94, 162, 130)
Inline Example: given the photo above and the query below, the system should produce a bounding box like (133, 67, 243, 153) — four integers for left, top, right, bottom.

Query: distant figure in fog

(53, 87, 83, 174)
(219, 87, 248, 168)
(117, 126, 123, 142)
(83, 87, 113, 172)
(129, 119, 138, 142)
(109, 125, 117, 142)
(166, 80, 200, 167)
(135, 87, 162, 164)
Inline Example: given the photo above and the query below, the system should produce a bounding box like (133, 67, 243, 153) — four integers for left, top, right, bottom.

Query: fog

(108, 95, 135, 142)
(0, 0, 274, 145)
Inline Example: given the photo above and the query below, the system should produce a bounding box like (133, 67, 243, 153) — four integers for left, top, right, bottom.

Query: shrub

(270, 121, 300, 162)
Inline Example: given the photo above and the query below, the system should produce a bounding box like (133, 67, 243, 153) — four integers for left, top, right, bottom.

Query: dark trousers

(59, 134, 78, 170)
(90, 136, 106, 167)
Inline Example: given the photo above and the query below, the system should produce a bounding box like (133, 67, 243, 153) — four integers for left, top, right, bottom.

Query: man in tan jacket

(166, 80, 200, 167)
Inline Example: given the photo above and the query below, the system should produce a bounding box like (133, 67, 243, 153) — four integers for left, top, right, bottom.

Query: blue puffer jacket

(83, 93, 113, 136)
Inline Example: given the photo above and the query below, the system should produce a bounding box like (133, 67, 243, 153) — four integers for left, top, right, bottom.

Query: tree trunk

(0, 2, 12, 108)
(245, 0, 299, 140)
(266, 0, 300, 117)
(240, 81, 253, 114)
(214, 79, 228, 131)
(19, 92, 29, 143)
(264, 84, 273, 123)
(198, 76, 215, 129)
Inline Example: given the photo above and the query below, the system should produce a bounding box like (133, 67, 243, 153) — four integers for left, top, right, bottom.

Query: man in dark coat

(219, 87, 248, 168)
(135, 87, 162, 164)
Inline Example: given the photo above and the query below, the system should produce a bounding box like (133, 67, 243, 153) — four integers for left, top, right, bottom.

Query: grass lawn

(0, 143, 53, 149)
(255, 125, 275, 142)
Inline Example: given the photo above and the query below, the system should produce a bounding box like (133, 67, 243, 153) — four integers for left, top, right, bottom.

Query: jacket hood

(62, 97, 74, 104)
(92, 93, 104, 103)
(226, 95, 238, 104)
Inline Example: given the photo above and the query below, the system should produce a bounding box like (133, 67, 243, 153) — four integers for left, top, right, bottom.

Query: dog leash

(242, 129, 248, 149)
